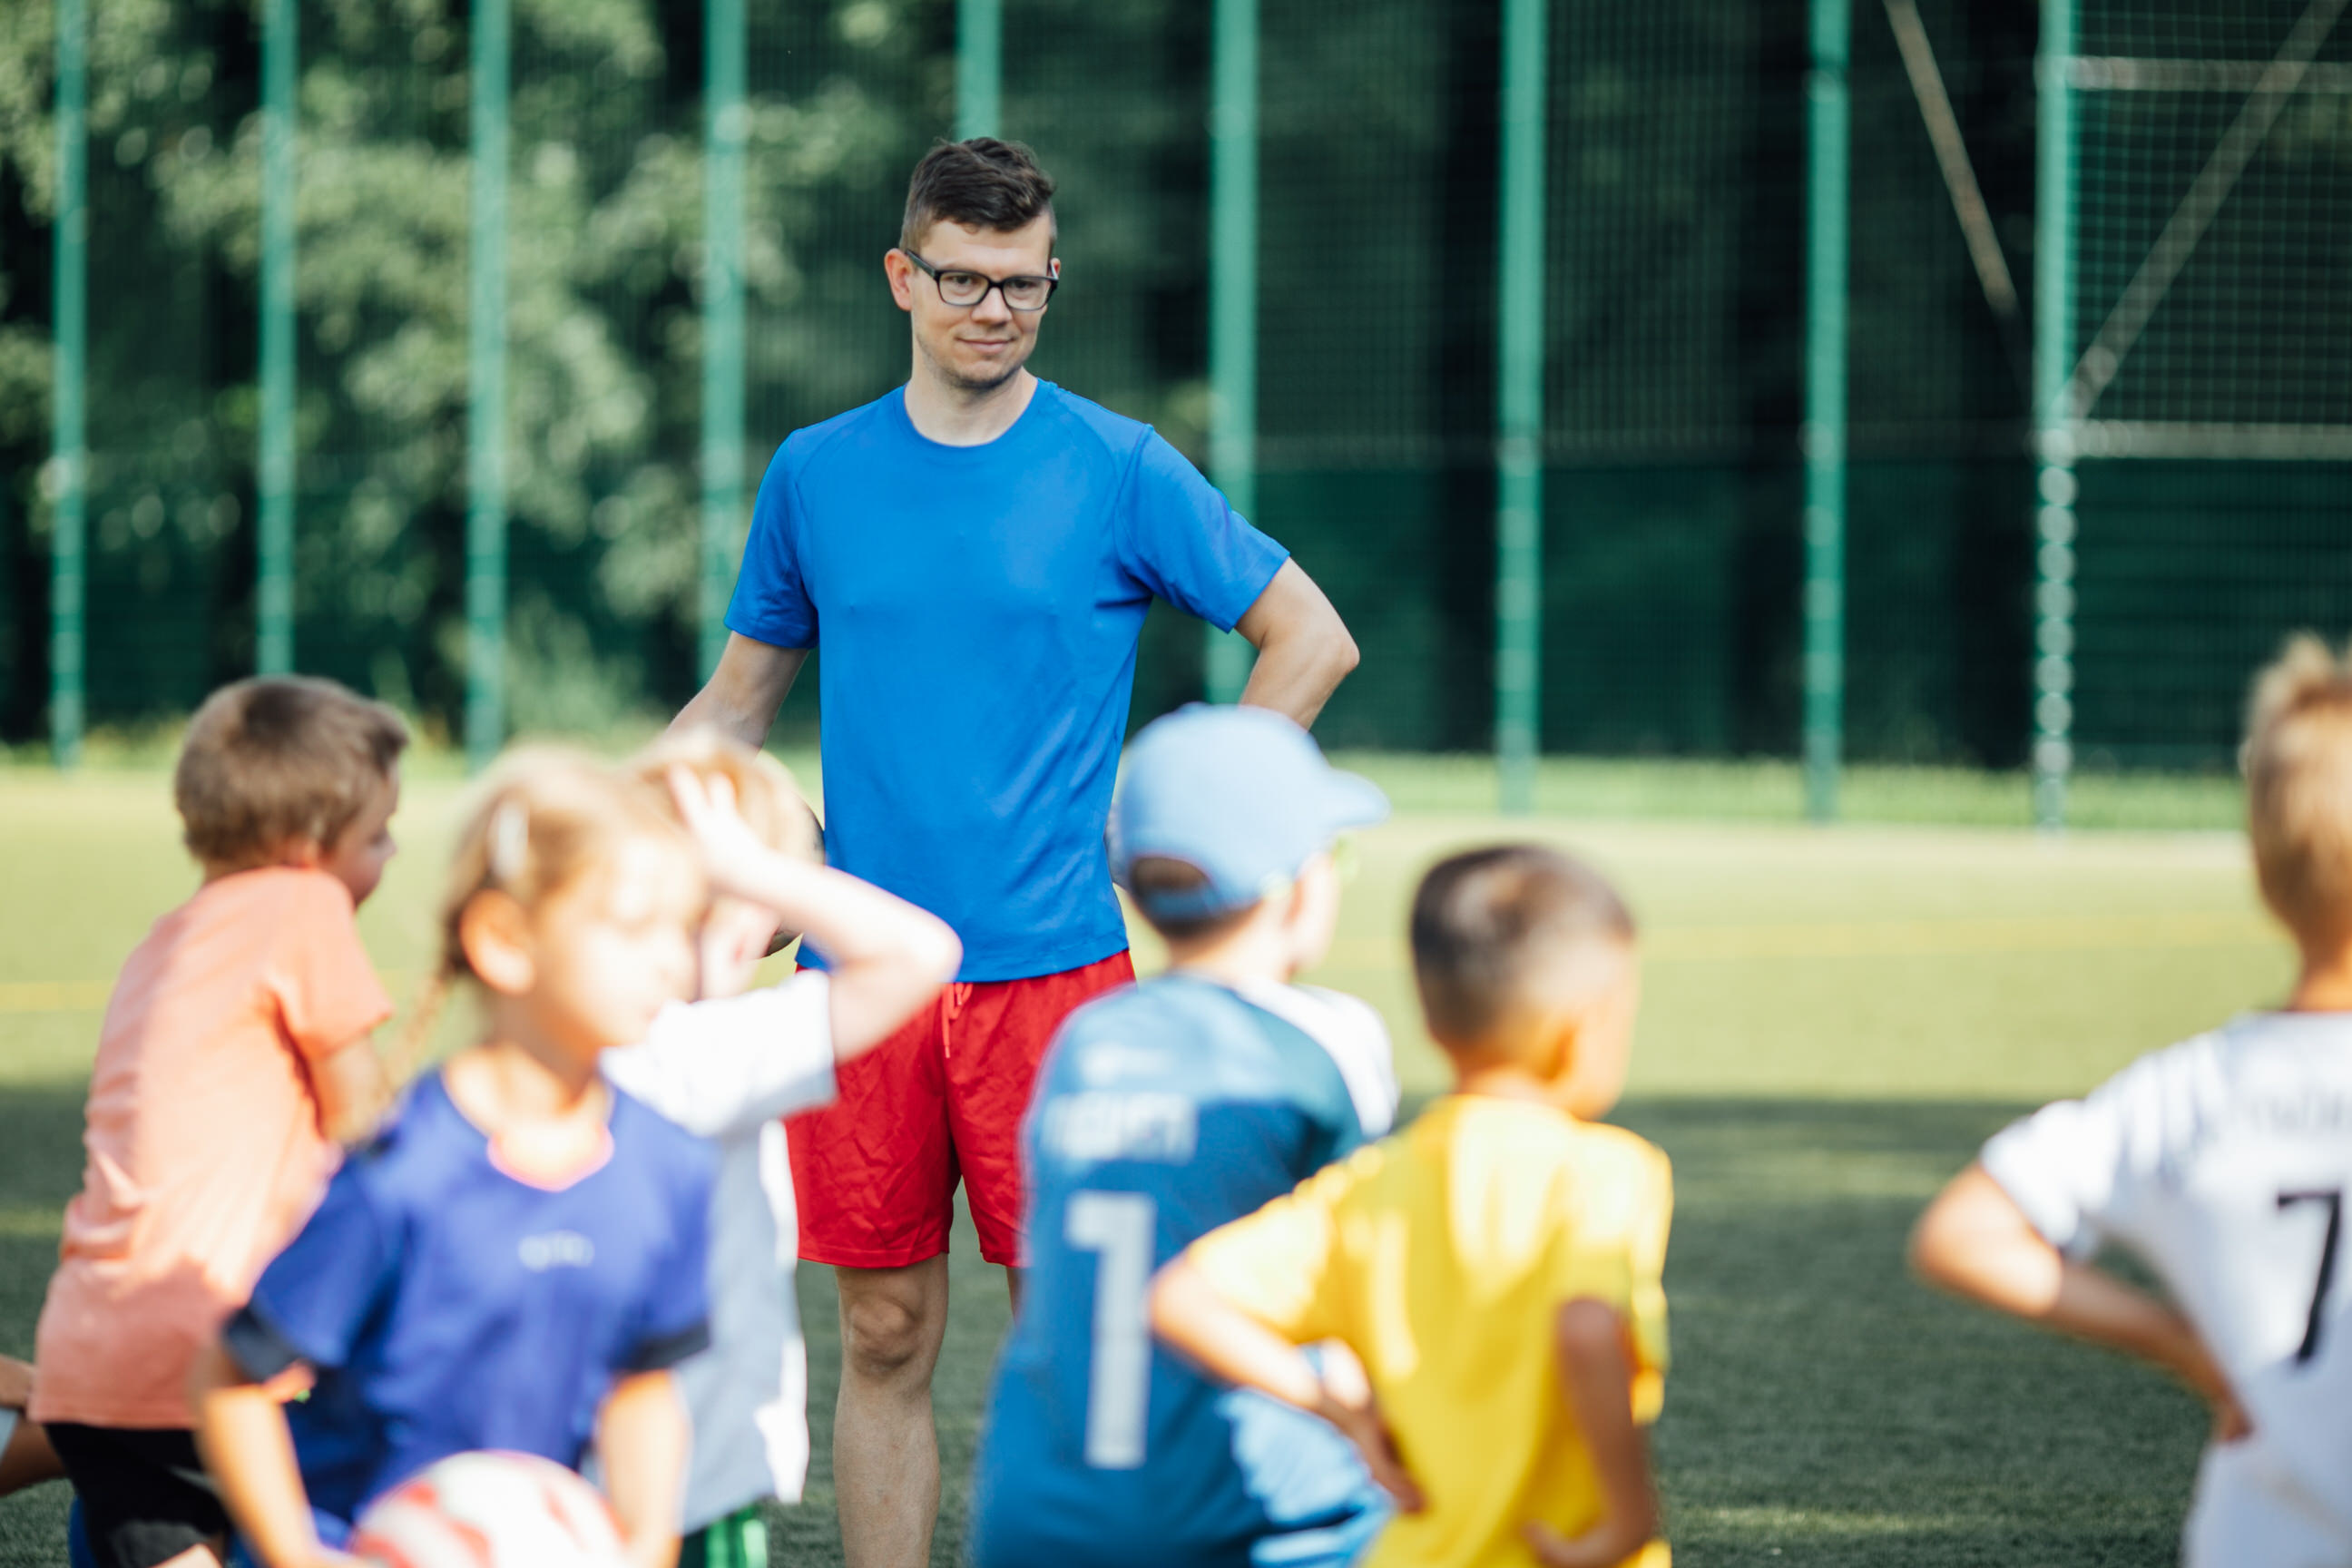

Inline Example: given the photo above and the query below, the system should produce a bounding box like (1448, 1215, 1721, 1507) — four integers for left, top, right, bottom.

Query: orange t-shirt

(32, 867, 392, 1429)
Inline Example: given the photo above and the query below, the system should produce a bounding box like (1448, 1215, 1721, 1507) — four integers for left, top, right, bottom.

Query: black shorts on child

(45, 1423, 229, 1568)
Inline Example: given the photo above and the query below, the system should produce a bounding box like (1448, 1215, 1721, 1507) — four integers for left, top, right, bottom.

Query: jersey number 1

(1067, 1191, 1156, 1469)
(2279, 1188, 2343, 1366)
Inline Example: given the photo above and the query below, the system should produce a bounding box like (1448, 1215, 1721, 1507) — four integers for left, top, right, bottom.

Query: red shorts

(787, 950, 1136, 1269)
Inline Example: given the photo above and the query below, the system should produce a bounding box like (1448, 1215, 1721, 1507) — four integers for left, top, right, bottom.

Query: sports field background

(0, 754, 2287, 1565)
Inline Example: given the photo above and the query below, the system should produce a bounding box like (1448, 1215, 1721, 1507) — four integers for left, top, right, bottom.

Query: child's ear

(457, 891, 537, 996)
(276, 835, 328, 870)
(1540, 1014, 1581, 1086)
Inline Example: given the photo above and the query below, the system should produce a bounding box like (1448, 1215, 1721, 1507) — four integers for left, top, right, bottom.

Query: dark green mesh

(5, 0, 2344, 773)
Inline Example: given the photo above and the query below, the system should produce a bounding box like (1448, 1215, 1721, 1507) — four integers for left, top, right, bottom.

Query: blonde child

(34, 678, 404, 1568)
(1913, 636, 2352, 1567)
(190, 754, 715, 1568)
(1153, 845, 1672, 1568)
(598, 730, 960, 1567)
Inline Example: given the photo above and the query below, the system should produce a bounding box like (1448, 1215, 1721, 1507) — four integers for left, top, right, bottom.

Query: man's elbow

(1324, 619, 1361, 682)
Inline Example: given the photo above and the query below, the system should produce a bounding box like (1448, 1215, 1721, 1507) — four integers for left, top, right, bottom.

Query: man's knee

(838, 1263, 949, 1384)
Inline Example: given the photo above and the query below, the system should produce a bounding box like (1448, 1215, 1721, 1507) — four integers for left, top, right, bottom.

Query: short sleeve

(723, 443, 818, 649)
(267, 876, 394, 1062)
(625, 1148, 715, 1373)
(1980, 1056, 2171, 1260)
(1184, 1155, 1358, 1345)
(602, 976, 838, 1141)
(229, 1158, 398, 1379)
(1115, 431, 1289, 632)
(1547, 1146, 1673, 1422)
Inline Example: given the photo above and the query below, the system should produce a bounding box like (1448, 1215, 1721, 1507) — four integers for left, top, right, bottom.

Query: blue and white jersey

(223, 1071, 715, 1537)
(969, 973, 1397, 1568)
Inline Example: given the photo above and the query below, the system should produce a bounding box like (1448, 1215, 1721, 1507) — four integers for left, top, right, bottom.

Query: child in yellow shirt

(1152, 844, 1671, 1568)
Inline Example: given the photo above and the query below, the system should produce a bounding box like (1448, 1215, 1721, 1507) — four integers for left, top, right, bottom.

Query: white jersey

(1982, 1012, 2352, 1568)
(599, 975, 836, 1532)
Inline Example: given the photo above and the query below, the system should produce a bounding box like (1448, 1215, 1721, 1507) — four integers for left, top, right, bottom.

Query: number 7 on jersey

(1067, 1191, 1157, 1469)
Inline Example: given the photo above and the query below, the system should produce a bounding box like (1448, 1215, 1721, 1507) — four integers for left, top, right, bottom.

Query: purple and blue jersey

(222, 1071, 715, 1538)
(968, 975, 1399, 1568)
(725, 382, 1290, 981)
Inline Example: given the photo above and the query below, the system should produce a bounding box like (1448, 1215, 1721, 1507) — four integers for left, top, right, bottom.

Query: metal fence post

(1802, 0, 1849, 822)
(1494, 0, 1548, 814)
(1205, 0, 1258, 705)
(50, 0, 86, 768)
(701, 0, 747, 682)
(257, 0, 298, 675)
(2032, 0, 2078, 830)
(957, 0, 1002, 141)
(466, 0, 510, 771)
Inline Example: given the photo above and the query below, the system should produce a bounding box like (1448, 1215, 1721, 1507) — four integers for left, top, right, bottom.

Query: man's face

(887, 215, 1056, 395)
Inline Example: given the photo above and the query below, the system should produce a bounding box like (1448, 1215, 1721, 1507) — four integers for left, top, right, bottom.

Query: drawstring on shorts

(942, 981, 974, 1058)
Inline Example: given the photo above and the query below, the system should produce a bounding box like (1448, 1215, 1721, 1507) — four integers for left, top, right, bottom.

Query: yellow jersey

(1185, 1093, 1672, 1568)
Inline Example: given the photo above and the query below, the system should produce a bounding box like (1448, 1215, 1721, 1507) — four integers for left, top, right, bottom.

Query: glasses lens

(936, 270, 987, 305)
(1003, 278, 1053, 309)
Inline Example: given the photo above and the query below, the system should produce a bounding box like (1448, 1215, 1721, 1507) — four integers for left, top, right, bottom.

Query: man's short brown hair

(174, 676, 408, 869)
(900, 138, 1056, 251)
(2244, 635, 2352, 951)
(1410, 844, 1634, 1050)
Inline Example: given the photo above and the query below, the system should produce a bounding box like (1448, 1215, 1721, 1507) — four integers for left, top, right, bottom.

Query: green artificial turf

(0, 763, 2291, 1565)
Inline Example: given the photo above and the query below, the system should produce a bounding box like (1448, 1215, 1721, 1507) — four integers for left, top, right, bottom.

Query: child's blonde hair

(396, 749, 704, 1073)
(2244, 635, 2352, 951)
(630, 728, 821, 863)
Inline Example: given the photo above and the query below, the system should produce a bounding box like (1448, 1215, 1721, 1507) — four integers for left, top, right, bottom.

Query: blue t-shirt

(967, 975, 1398, 1568)
(223, 1072, 716, 1534)
(725, 382, 1290, 981)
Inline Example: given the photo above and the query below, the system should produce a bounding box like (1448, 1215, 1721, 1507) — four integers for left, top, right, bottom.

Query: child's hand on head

(666, 767, 771, 891)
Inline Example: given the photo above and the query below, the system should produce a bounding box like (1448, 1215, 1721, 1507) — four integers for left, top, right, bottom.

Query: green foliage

(0, 0, 926, 733)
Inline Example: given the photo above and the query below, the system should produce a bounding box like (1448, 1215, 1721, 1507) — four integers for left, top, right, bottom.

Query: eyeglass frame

(897, 249, 1061, 312)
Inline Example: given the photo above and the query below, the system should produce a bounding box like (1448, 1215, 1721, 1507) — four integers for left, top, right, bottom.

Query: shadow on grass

(1617, 1098, 2200, 1568)
(0, 1088, 2203, 1568)
(0, 1083, 83, 1568)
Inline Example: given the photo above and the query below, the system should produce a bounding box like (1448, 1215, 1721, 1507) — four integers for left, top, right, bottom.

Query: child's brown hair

(1409, 844, 1635, 1052)
(174, 677, 407, 870)
(629, 728, 820, 862)
(395, 750, 704, 1073)
(2244, 635, 2352, 952)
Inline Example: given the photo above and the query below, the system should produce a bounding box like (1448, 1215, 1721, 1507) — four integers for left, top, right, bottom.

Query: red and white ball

(348, 1451, 629, 1568)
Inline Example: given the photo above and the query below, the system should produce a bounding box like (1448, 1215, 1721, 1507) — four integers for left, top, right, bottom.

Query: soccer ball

(348, 1451, 630, 1568)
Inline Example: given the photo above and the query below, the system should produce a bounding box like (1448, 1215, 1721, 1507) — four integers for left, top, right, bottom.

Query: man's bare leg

(833, 1258, 951, 1568)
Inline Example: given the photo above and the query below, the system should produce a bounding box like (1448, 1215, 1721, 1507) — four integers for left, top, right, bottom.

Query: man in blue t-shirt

(674, 138, 1359, 1563)
(969, 705, 1396, 1568)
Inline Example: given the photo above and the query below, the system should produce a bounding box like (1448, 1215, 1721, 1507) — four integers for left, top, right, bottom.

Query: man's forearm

(671, 635, 808, 749)
(1230, 561, 1359, 729)
(1239, 627, 1356, 730)
(671, 682, 776, 750)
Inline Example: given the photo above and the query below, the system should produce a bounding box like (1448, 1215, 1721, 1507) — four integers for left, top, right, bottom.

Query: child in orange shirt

(31, 676, 407, 1568)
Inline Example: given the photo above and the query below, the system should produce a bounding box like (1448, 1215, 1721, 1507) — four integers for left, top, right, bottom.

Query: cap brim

(1323, 770, 1391, 832)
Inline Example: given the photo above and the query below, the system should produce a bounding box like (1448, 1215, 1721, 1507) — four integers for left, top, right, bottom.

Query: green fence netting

(2063, 0, 2352, 765)
(1, 0, 2344, 769)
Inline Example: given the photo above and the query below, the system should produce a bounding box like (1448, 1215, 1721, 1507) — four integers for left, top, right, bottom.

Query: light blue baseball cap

(1110, 704, 1389, 923)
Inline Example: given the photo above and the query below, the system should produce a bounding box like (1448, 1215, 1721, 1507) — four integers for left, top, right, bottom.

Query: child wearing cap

(965, 703, 1399, 1568)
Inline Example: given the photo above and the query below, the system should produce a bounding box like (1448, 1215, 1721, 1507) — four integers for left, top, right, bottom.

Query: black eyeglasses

(900, 250, 1059, 311)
